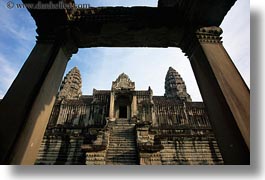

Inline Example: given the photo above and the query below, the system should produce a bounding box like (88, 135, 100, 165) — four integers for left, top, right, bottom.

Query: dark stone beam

(21, 1, 237, 47)
(158, 0, 237, 27)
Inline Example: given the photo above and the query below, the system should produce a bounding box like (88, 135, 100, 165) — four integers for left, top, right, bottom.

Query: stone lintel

(158, 0, 237, 26)
(23, 0, 236, 48)
(36, 28, 78, 59)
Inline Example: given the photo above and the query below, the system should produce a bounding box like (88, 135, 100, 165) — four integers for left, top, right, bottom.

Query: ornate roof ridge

(112, 72, 135, 91)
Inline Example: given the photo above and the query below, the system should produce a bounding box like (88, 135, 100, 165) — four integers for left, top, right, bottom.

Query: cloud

(0, 1, 37, 98)
(0, 53, 18, 98)
(0, 2, 36, 43)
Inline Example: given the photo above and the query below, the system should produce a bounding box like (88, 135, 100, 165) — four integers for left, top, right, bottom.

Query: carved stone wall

(48, 94, 109, 128)
(136, 89, 154, 123)
(85, 150, 107, 165)
(136, 124, 163, 165)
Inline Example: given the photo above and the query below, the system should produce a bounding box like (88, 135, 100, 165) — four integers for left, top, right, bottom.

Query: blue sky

(0, 0, 250, 101)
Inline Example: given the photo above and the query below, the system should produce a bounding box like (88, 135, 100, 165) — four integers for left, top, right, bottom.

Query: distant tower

(57, 67, 82, 100)
(164, 67, 192, 102)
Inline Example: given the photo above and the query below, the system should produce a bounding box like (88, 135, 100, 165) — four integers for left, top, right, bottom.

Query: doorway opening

(119, 106, 127, 118)
(114, 95, 131, 119)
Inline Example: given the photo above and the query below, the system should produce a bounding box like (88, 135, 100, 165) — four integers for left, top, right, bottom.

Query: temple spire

(164, 67, 192, 102)
(57, 67, 82, 100)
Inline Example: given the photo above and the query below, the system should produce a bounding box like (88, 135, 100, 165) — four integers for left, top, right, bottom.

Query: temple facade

(35, 66, 223, 165)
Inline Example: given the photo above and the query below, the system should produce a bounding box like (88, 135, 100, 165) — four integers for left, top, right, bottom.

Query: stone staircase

(160, 138, 223, 165)
(106, 118, 138, 165)
(35, 136, 84, 165)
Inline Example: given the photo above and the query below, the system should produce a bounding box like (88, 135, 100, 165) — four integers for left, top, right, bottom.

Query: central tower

(109, 73, 137, 121)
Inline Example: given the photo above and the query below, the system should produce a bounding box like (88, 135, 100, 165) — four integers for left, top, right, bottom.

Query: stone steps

(108, 146, 135, 148)
(160, 139, 223, 165)
(107, 152, 137, 155)
(109, 137, 135, 140)
(106, 160, 138, 164)
(106, 155, 137, 159)
(107, 148, 136, 151)
(111, 131, 135, 133)
(106, 153, 137, 157)
(114, 119, 132, 124)
(106, 119, 138, 165)
(108, 139, 135, 142)
(109, 140, 135, 142)
(106, 156, 138, 160)
(35, 136, 84, 165)
(108, 146, 136, 148)
(161, 160, 224, 165)
(110, 135, 135, 138)
(106, 161, 138, 165)
(36, 151, 83, 156)
(110, 132, 135, 134)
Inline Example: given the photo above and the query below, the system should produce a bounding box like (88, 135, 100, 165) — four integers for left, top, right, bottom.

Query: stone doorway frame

(114, 94, 132, 119)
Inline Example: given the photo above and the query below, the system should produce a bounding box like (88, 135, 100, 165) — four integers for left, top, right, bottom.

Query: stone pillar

(0, 34, 77, 164)
(109, 92, 115, 121)
(127, 105, 131, 119)
(131, 95, 137, 117)
(180, 26, 250, 164)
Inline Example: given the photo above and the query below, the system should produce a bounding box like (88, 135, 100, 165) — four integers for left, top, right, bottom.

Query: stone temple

(35, 66, 223, 165)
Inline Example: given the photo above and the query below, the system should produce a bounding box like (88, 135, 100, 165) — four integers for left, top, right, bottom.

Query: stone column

(131, 94, 137, 117)
(109, 92, 115, 121)
(0, 33, 77, 164)
(180, 26, 250, 164)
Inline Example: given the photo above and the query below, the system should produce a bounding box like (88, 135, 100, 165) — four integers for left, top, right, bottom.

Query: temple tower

(57, 67, 82, 100)
(164, 67, 192, 102)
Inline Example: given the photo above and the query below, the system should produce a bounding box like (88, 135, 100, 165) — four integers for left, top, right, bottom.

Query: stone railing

(136, 121, 163, 165)
(81, 121, 111, 165)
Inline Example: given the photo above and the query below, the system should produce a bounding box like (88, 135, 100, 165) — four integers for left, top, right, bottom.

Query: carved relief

(112, 73, 135, 91)
(180, 26, 223, 58)
(196, 26, 223, 43)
